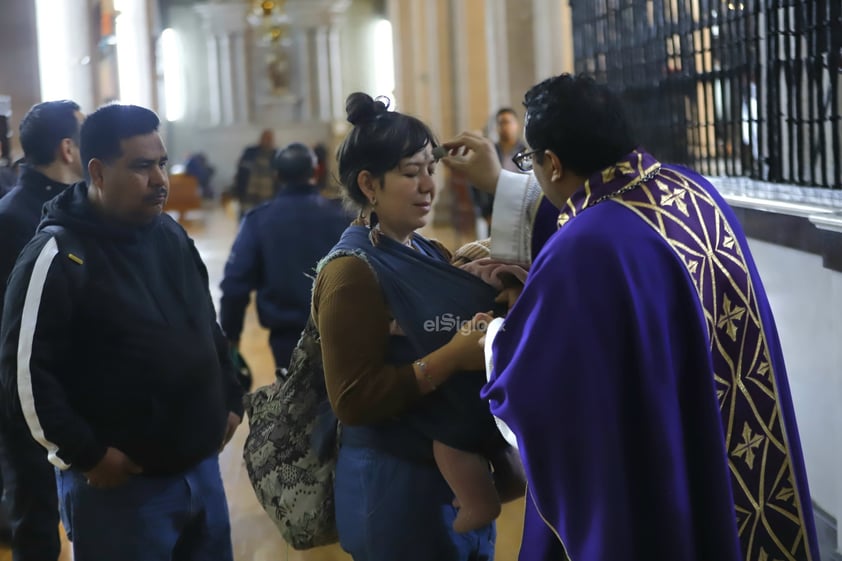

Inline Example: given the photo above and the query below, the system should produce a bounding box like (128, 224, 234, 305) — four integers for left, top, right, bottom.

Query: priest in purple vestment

(442, 74, 820, 561)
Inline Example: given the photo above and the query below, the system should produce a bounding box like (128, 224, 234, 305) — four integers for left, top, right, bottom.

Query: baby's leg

(490, 444, 527, 502)
(433, 440, 501, 533)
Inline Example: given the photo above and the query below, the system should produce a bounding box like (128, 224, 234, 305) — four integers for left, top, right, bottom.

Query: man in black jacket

(0, 104, 244, 561)
(0, 99, 85, 561)
(220, 142, 352, 369)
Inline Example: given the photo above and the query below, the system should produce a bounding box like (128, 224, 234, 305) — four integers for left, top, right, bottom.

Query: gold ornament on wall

(247, 0, 292, 95)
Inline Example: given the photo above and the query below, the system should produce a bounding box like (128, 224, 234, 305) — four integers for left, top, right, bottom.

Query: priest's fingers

(440, 131, 488, 151)
(439, 132, 501, 194)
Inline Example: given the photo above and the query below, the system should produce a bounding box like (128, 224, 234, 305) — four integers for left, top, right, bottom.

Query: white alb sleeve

(484, 316, 519, 450)
(489, 171, 544, 266)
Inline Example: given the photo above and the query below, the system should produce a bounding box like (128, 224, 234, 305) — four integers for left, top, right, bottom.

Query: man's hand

(220, 412, 242, 451)
(84, 447, 142, 489)
(440, 132, 503, 194)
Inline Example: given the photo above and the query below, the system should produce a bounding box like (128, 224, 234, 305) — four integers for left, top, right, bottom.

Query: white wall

(339, 0, 381, 99)
(746, 238, 842, 552)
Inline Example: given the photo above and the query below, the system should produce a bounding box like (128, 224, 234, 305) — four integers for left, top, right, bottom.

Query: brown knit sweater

(312, 239, 485, 426)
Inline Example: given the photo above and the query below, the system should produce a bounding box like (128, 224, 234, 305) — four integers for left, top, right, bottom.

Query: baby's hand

(389, 319, 406, 336)
(495, 287, 523, 311)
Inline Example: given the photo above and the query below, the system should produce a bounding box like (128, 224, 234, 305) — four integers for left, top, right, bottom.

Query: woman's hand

(447, 313, 493, 371)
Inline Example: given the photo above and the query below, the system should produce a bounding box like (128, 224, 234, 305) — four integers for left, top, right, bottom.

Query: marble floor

(0, 203, 525, 561)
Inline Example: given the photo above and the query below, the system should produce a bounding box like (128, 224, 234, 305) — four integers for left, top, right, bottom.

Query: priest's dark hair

(523, 73, 637, 177)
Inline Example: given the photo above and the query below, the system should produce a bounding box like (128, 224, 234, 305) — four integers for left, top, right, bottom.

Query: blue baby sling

(321, 226, 501, 459)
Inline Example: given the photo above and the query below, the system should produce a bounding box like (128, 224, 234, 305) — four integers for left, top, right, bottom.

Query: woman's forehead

(400, 146, 434, 165)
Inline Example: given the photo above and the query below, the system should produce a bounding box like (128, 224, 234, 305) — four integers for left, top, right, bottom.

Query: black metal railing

(570, 0, 841, 189)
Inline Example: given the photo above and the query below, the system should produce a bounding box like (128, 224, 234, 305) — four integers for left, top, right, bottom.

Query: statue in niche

(266, 50, 290, 95)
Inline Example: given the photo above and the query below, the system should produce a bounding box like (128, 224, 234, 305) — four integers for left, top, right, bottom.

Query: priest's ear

(542, 149, 565, 183)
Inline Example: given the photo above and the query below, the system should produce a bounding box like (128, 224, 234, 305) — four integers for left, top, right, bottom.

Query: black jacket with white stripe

(0, 182, 245, 475)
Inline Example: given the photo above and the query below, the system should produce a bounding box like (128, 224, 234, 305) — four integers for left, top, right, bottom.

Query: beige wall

(505, 0, 534, 115)
(463, 0, 490, 132)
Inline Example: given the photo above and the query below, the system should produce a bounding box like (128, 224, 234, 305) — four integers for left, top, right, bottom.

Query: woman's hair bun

(345, 92, 389, 126)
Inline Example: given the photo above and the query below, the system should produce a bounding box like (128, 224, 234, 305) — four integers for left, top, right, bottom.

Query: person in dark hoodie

(0, 104, 244, 561)
(0, 99, 85, 561)
(220, 142, 352, 369)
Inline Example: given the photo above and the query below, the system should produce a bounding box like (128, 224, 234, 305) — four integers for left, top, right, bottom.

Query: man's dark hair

(19, 100, 81, 166)
(523, 74, 636, 177)
(496, 107, 518, 120)
(80, 104, 160, 167)
(273, 142, 317, 184)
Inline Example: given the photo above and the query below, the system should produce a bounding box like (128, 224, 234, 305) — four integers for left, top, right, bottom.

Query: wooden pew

(165, 173, 202, 224)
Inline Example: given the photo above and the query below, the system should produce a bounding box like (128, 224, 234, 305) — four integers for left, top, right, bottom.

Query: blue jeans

(56, 455, 233, 561)
(0, 417, 60, 561)
(334, 445, 496, 561)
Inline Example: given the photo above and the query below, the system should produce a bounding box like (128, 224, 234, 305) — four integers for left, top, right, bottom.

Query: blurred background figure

(0, 106, 16, 198)
(312, 142, 329, 192)
(470, 108, 526, 236)
(219, 142, 352, 370)
(233, 129, 276, 217)
(184, 152, 215, 199)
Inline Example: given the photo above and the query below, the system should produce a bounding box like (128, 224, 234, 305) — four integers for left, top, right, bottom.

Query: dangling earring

(367, 201, 381, 245)
(370, 197, 377, 207)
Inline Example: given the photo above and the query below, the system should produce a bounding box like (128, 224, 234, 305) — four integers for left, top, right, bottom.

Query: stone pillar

(194, 2, 251, 125)
(328, 21, 344, 121)
(485, 0, 511, 113)
(314, 25, 332, 120)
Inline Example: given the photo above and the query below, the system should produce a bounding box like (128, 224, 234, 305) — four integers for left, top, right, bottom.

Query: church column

(485, 0, 510, 112)
(270, 0, 349, 124)
(328, 20, 344, 121)
(195, 2, 251, 125)
(205, 35, 222, 124)
(314, 25, 332, 120)
(293, 27, 312, 120)
(232, 30, 250, 122)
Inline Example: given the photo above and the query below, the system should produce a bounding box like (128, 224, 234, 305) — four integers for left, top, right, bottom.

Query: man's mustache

(144, 190, 168, 202)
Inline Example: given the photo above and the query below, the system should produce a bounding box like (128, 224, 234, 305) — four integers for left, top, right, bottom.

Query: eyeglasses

(512, 148, 540, 172)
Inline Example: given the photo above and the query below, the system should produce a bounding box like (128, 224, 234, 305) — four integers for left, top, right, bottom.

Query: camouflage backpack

(242, 317, 339, 549)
